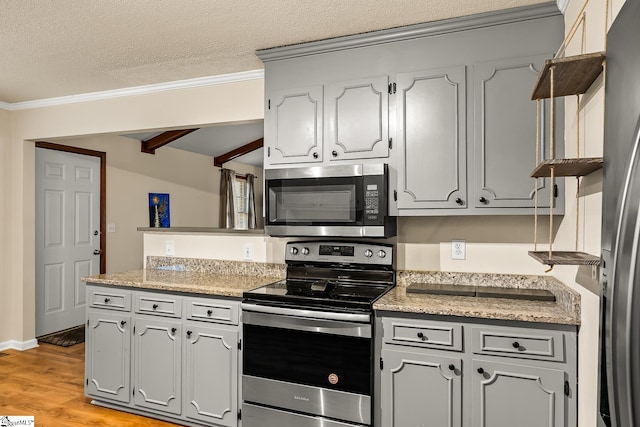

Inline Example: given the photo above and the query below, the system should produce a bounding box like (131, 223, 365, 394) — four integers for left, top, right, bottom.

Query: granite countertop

(83, 257, 286, 298)
(85, 256, 580, 325)
(374, 271, 581, 325)
(83, 269, 281, 298)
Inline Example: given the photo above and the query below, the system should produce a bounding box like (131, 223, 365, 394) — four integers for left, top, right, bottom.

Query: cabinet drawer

(186, 298, 239, 325)
(88, 287, 131, 311)
(471, 325, 566, 362)
(382, 318, 463, 351)
(134, 294, 182, 318)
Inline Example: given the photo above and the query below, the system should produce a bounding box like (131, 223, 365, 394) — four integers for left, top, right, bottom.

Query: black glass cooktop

(244, 279, 393, 310)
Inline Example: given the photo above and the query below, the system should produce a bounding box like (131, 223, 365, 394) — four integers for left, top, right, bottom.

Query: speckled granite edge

(396, 270, 581, 320)
(147, 256, 286, 278)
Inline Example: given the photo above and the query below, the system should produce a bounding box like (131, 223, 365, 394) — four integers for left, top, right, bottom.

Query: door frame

(35, 141, 107, 274)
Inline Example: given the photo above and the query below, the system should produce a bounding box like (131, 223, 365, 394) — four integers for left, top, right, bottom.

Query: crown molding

(257, 2, 561, 62)
(556, 0, 570, 14)
(3, 69, 264, 111)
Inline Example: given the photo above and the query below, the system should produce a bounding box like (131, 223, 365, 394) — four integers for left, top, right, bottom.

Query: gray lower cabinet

(85, 284, 240, 427)
(133, 317, 182, 415)
(378, 315, 577, 427)
(471, 358, 564, 427)
(184, 323, 238, 427)
(381, 347, 462, 427)
(86, 310, 131, 403)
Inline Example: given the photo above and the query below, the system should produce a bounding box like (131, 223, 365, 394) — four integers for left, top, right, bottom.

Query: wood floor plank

(0, 343, 178, 427)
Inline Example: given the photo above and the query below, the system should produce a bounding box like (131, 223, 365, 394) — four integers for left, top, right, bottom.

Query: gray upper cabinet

(471, 358, 565, 427)
(473, 55, 554, 209)
(258, 2, 564, 214)
(326, 76, 389, 161)
(396, 66, 467, 209)
(265, 85, 324, 166)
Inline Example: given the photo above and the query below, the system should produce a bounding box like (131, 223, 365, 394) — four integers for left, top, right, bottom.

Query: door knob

(93, 249, 102, 255)
(93, 230, 99, 236)
(479, 197, 488, 204)
(455, 198, 464, 205)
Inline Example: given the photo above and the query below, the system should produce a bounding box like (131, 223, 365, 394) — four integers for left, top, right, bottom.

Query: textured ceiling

(0, 0, 547, 104)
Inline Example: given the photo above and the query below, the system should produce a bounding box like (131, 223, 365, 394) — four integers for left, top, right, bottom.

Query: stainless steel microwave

(264, 163, 396, 238)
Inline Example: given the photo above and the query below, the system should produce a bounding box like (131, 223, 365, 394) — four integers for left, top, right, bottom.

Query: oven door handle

(240, 303, 371, 323)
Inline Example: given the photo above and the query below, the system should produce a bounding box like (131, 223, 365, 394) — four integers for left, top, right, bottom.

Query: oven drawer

(382, 317, 463, 351)
(134, 293, 182, 318)
(185, 297, 239, 325)
(242, 403, 366, 427)
(88, 286, 131, 311)
(471, 325, 566, 362)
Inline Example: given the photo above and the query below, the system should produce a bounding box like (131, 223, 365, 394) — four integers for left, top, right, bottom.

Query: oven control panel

(286, 241, 393, 266)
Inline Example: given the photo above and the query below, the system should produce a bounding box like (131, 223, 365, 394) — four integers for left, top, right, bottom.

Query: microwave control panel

(363, 174, 386, 225)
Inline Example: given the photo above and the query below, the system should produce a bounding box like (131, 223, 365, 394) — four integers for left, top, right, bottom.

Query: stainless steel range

(241, 241, 394, 427)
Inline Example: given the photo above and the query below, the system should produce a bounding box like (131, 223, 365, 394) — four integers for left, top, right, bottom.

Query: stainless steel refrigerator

(599, 0, 640, 425)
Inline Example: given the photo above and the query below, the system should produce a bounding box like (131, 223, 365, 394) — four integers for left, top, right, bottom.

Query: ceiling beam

(214, 137, 264, 167)
(141, 129, 198, 154)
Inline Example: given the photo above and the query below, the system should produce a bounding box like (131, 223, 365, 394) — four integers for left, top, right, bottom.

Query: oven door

(241, 304, 372, 425)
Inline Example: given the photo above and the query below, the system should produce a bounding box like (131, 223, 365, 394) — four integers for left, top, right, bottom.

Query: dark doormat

(37, 325, 85, 347)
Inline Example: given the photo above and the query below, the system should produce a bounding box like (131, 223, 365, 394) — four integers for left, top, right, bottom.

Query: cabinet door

(184, 324, 239, 427)
(265, 85, 323, 166)
(326, 76, 389, 160)
(86, 311, 131, 403)
(381, 348, 462, 427)
(396, 66, 467, 209)
(471, 358, 565, 427)
(473, 55, 555, 209)
(133, 318, 182, 415)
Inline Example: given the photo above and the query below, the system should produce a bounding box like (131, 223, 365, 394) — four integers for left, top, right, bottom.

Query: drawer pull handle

(120, 320, 126, 326)
(332, 150, 338, 157)
(455, 198, 464, 206)
(171, 327, 177, 334)
(186, 330, 192, 337)
(477, 367, 485, 374)
(479, 196, 488, 204)
(512, 341, 520, 349)
(448, 364, 456, 371)
(416, 332, 426, 341)
(104, 297, 111, 303)
(207, 309, 213, 316)
(152, 304, 159, 310)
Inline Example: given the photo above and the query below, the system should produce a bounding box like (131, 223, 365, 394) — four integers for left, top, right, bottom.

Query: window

(234, 175, 249, 229)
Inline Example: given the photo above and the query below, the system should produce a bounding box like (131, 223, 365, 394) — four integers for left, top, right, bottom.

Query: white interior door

(35, 148, 101, 336)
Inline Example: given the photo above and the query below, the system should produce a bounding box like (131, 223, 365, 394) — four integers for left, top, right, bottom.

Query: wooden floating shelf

(531, 51, 606, 100)
(531, 157, 603, 178)
(528, 251, 601, 266)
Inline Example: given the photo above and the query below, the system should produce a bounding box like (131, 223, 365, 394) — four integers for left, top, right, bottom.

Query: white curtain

(246, 173, 257, 229)
(220, 168, 236, 229)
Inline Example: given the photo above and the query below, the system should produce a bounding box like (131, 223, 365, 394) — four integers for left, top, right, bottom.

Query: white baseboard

(0, 339, 39, 352)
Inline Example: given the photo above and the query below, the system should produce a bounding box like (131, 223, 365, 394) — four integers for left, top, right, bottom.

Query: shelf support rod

(534, 99, 541, 251)
(549, 165, 555, 259)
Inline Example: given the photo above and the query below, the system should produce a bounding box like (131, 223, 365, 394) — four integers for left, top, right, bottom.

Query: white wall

(0, 108, 12, 345)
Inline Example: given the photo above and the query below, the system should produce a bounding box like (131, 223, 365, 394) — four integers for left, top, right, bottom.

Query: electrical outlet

(243, 243, 253, 261)
(165, 240, 175, 256)
(451, 239, 466, 260)
(107, 223, 116, 233)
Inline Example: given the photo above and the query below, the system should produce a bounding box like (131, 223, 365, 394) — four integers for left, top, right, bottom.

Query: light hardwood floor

(0, 342, 179, 426)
